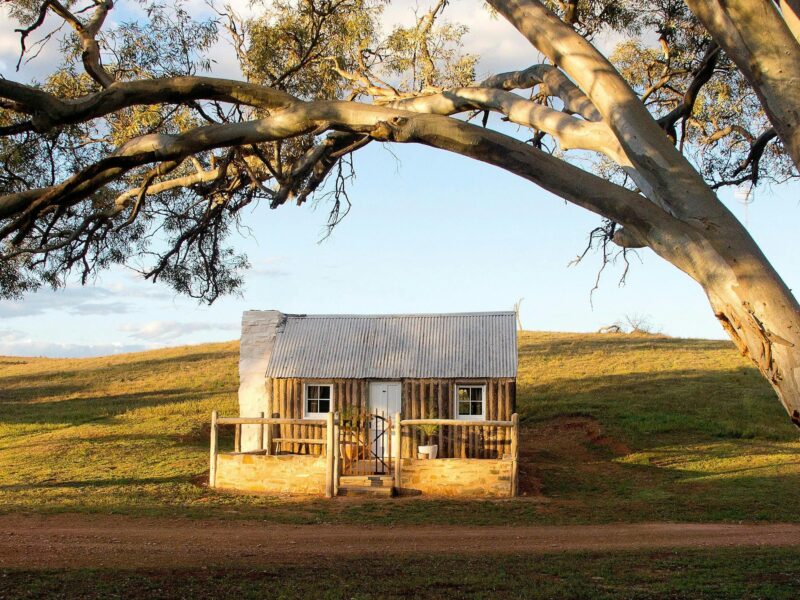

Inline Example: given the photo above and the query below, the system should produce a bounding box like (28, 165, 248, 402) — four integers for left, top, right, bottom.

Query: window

(304, 384, 332, 418)
(455, 385, 485, 420)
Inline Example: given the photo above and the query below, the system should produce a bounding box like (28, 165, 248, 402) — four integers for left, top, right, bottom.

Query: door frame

(367, 381, 402, 460)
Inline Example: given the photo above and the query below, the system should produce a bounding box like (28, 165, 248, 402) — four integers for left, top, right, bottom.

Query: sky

(1, 1, 799, 357)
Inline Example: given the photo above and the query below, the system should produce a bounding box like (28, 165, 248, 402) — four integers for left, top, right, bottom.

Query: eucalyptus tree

(2, 0, 800, 424)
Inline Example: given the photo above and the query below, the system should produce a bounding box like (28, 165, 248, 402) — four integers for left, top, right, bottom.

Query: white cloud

(0, 286, 137, 318)
(0, 272, 180, 318)
(0, 328, 26, 343)
(379, 1, 538, 79)
(0, 5, 67, 82)
(0, 328, 147, 358)
(119, 320, 238, 342)
(250, 256, 291, 278)
(68, 301, 136, 316)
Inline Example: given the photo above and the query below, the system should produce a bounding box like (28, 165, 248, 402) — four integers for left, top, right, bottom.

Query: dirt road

(1, 515, 799, 569)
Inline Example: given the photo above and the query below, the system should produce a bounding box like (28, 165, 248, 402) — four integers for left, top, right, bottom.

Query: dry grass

(1, 331, 798, 523)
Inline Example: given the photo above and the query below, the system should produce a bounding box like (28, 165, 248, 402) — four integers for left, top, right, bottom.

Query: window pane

(457, 387, 469, 402)
(458, 400, 471, 416)
(471, 387, 482, 402)
(319, 386, 331, 400)
(319, 399, 330, 413)
(308, 399, 318, 413)
(307, 386, 318, 400)
(470, 400, 482, 415)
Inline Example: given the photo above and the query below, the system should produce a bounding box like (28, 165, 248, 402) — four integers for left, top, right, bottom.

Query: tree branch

(779, 0, 800, 45)
(732, 128, 778, 185)
(686, 0, 800, 171)
(0, 76, 297, 134)
(479, 64, 602, 121)
(486, 0, 732, 224)
(388, 87, 619, 156)
(657, 41, 720, 140)
(1, 98, 669, 246)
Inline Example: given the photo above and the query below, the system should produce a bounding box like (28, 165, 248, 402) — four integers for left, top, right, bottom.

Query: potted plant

(337, 407, 362, 461)
(416, 423, 439, 459)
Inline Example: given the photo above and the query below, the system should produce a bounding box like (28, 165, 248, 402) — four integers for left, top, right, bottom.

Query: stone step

(337, 484, 396, 497)
(339, 475, 393, 488)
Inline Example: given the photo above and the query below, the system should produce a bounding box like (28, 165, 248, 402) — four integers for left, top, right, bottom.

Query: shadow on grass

(0, 347, 237, 403)
(520, 422, 800, 524)
(0, 430, 209, 452)
(518, 334, 733, 357)
(517, 367, 792, 442)
(0, 474, 190, 492)
(0, 388, 208, 427)
(0, 381, 89, 403)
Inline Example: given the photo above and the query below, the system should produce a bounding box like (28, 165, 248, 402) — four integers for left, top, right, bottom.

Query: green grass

(1, 331, 798, 523)
(3, 548, 800, 599)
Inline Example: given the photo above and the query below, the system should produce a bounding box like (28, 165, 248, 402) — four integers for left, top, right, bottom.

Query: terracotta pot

(343, 441, 357, 461)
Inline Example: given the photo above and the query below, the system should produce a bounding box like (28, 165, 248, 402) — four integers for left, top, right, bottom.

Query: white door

(368, 382, 401, 458)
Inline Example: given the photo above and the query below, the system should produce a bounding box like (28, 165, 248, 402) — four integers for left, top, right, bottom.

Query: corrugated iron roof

(264, 312, 517, 379)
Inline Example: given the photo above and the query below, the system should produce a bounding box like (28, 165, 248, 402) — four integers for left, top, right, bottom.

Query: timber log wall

(268, 377, 516, 459)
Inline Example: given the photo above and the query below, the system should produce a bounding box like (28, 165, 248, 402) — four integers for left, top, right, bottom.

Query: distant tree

(2, 0, 800, 425)
(622, 314, 657, 335)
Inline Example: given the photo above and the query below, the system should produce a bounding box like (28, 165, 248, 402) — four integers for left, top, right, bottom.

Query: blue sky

(1, 1, 799, 357)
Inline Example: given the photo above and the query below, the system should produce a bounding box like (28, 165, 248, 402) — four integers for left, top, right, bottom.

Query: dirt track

(1, 515, 799, 569)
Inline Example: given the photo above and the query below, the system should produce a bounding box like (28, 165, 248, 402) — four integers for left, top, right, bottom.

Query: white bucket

(417, 444, 438, 459)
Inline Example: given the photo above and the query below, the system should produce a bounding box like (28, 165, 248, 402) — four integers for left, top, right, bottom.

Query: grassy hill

(1, 331, 798, 524)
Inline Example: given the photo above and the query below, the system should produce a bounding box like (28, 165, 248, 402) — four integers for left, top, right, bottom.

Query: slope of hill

(0, 332, 797, 523)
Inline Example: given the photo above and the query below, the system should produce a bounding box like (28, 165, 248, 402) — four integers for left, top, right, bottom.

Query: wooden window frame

(303, 383, 333, 419)
(453, 384, 486, 421)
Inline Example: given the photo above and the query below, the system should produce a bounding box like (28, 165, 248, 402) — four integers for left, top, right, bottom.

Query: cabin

(209, 310, 519, 498)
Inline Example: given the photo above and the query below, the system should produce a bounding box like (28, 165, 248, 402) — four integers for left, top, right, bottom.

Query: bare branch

(14, 0, 115, 86)
(657, 41, 720, 140)
(388, 87, 619, 156)
(487, 0, 731, 223)
(735, 128, 778, 181)
(480, 64, 602, 121)
(686, 0, 800, 171)
(1, 97, 665, 243)
(0, 77, 296, 134)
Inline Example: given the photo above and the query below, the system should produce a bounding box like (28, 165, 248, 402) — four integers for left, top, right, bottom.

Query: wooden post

(257, 411, 264, 452)
(437, 381, 444, 455)
(510, 412, 519, 497)
(279, 379, 287, 452)
(410, 382, 418, 457)
(265, 378, 273, 455)
(209, 410, 218, 488)
(264, 417, 273, 455)
(234, 424, 241, 453)
(325, 411, 335, 498)
(393, 412, 402, 491)
(333, 412, 341, 497)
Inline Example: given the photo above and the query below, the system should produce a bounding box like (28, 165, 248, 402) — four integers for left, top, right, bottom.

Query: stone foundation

(214, 453, 513, 497)
(399, 457, 513, 497)
(215, 453, 326, 495)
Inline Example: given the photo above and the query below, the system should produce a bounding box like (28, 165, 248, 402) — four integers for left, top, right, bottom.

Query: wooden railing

(210, 411, 520, 498)
(209, 411, 337, 498)
(400, 417, 516, 460)
(215, 413, 327, 453)
(396, 413, 520, 497)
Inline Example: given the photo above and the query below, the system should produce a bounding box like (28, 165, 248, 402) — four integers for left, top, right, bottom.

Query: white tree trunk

(645, 213, 800, 425)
